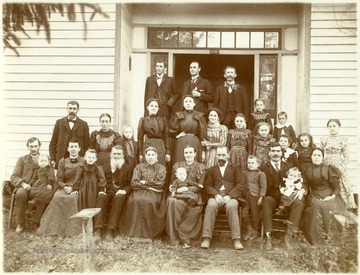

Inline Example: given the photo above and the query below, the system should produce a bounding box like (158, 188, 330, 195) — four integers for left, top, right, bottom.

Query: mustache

(218, 159, 226, 166)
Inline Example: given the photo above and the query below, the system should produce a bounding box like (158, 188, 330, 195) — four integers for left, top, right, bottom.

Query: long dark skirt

(119, 190, 166, 239)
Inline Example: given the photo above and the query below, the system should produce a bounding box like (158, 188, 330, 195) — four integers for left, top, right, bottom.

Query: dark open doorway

(173, 54, 254, 117)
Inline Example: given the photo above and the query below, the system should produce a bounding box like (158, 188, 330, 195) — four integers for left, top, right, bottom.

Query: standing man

(144, 61, 179, 117)
(183, 61, 213, 115)
(260, 142, 306, 251)
(213, 66, 249, 129)
(49, 100, 89, 168)
(201, 146, 246, 250)
(10, 137, 46, 233)
(94, 145, 133, 240)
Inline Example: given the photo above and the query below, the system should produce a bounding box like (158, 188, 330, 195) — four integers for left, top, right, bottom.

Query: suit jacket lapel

(62, 117, 70, 131)
(72, 118, 81, 132)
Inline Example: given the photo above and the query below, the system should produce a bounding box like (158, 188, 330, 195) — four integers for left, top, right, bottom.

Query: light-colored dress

(320, 135, 357, 209)
(226, 128, 252, 171)
(204, 123, 228, 168)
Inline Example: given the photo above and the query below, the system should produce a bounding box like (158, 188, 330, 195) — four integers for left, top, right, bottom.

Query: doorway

(173, 54, 254, 118)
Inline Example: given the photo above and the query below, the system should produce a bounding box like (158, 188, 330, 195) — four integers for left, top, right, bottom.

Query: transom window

(148, 28, 281, 50)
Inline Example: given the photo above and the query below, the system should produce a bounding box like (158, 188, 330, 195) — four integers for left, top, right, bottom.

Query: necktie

(274, 163, 280, 173)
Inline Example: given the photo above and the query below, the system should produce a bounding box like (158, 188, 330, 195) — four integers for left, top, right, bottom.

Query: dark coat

(260, 160, 292, 202)
(10, 154, 37, 188)
(103, 163, 133, 197)
(183, 76, 213, 114)
(203, 163, 246, 207)
(213, 83, 249, 119)
(49, 117, 89, 167)
(144, 74, 179, 117)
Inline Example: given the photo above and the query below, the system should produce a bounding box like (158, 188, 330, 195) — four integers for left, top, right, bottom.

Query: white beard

(110, 158, 125, 172)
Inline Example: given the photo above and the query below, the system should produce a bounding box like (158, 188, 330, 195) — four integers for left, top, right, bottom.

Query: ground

(2, 194, 358, 273)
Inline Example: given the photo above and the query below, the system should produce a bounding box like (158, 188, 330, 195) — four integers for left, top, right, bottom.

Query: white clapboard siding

(310, 3, 358, 193)
(2, 3, 117, 181)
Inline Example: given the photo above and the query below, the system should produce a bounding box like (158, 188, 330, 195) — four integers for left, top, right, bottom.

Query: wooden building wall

(309, 3, 358, 190)
(2, 3, 117, 179)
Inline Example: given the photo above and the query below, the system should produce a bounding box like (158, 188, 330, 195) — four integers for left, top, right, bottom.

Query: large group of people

(10, 61, 356, 252)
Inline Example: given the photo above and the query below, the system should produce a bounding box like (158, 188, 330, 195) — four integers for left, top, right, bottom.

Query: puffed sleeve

(89, 130, 97, 149)
(47, 166, 56, 187)
(163, 117, 171, 155)
(197, 113, 208, 140)
(169, 112, 182, 137)
(328, 165, 341, 196)
(137, 117, 145, 155)
(114, 131, 123, 146)
(56, 158, 66, 189)
(147, 164, 167, 190)
(72, 166, 84, 192)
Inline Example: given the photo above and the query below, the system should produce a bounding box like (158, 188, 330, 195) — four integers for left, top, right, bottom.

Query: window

(148, 28, 281, 50)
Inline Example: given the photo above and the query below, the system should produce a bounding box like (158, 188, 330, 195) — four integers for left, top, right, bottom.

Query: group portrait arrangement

(10, 60, 357, 252)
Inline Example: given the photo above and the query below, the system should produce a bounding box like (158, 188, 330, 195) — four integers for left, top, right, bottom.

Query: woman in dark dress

(89, 113, 122, 167)
(138, 98, 171, 166)
(301, 148, 345, 244)
(119, 147, 167, 239)
(169, 95, 208, 164)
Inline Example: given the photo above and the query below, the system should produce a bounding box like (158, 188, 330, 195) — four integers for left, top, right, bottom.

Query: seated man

(201, 146, 246, 250)
(94, 145, 133, 239)
(260, 142, 306, 251)
(10, 137, 47, 233)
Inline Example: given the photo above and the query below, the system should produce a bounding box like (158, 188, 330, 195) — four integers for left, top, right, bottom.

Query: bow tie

(157, 76, 162, 80)
(70, 158, 78, 163)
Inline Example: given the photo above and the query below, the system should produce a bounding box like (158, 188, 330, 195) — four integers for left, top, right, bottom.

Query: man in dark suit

(201, 146, 246, 250)
(49, 100, 89, 168)
(144, 61, 179, 117)
(94, 145, 133, 240)
(260, 142, 306, 251)
(213, 66, 249, 129)
(183, 61, 213, 115)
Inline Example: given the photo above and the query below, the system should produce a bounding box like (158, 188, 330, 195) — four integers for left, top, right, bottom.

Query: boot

(264, 232, 272, 251)
(244, 226, 257, 241)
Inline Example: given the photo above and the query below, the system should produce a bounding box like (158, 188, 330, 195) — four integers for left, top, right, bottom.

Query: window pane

(259, 55, 277, 110)
(221, 32, 234, 48)
(149, 30, 164, 47)
(193, 31, 206, 48)
(265, 32, 279, 48)
(250, 32, 264, 48)
(179, 31, 192, 48)
(164, 30, 178, 47)
(207, 32, 220, 48)
(236, 32, 249, 48)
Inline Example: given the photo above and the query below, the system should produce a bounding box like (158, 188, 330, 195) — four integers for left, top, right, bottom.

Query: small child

(296, 133, 315, 172)
(273, 111, 296, 149)
(242, 155, 267, 241)
(226, 113, 253, 172)
(278, 167, 305, 214)
(170, 167, 203, 206)
(121, 124, 138, 171)
(252, 122, 275, 167)
(279, 134, 300, 169)
(72, 149, 107, 210)
(29, 154, 55, 204)
(249, 98, 273, 134)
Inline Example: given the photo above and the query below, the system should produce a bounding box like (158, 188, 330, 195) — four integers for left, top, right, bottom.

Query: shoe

(182, 243, 191, 249)
(16, 224, 24, 234)
(244, 228, 257, 241)
(200, 237, 211, 249)
(105, 229, 114, 240)
(233, 239, 243, 250)
(283, 233, 293, 250)
(264, 233, 272, 251)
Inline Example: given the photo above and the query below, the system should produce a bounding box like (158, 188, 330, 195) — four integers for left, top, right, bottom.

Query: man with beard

(93, 145, 133, 239)
(260, 142, 306, 251)
(144, 61, 179, 117)
(213, 66, 249, 129)
(11, 137, 47, 233)
(182, 61, 213, 114)
(49, 100, 89, 168)
(201, 146, 246, 250)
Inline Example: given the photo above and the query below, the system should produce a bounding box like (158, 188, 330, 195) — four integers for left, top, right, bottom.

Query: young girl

(320, 119, 357, 209)
(226, 113, 253, 172)
(296, 133, 315, 172)
(252, 122, 275, 166)
(121, 124, 138, 171)
(170, 167, 203, 206)
(249, 98, 273, 134)
(242, 155, 266, 241)
(273, 111, 296, 149)
(72, 149, 107, 210)
(278, 167, 305, 214)
(29, 154, 55, 204)
(278, 134, 300, 169)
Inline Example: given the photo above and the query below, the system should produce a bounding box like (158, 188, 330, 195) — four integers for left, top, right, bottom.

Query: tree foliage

(3, 3, 109, 56)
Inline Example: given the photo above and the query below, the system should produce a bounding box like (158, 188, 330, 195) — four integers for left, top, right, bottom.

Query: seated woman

(119, 147, 167, 239)
(166, 145, 206, 248)
(301, 147, 345, 244)
(37, 139, 84, 237)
